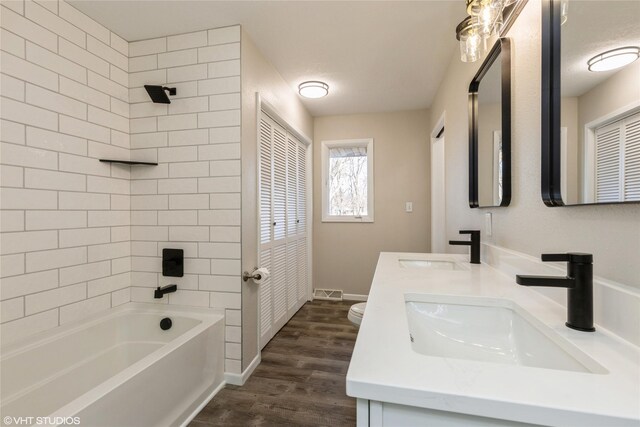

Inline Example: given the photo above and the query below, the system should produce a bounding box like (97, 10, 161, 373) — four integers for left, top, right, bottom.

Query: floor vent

(313, 289, 343, 301)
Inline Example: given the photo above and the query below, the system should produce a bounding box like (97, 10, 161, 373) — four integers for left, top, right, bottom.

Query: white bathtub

(0, 303, 225, 427)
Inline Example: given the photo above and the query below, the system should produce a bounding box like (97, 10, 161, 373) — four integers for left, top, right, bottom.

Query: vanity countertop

(345, 252, 640, 426)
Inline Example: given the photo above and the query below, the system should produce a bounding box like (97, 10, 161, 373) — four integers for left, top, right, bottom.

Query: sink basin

(399, 259, 469, 271)
(405, 294, 606, 373)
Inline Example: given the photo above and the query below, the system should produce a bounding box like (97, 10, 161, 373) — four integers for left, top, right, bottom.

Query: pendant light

(456, 16, 486, 63)
(456, 0, 508, 62)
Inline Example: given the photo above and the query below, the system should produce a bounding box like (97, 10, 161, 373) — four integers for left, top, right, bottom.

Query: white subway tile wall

(128, 25, 242, 374)
(0, 0, 131, 343)
(1, 1, 242, 374)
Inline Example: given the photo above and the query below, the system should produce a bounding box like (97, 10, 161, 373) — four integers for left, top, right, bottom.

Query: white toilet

(348, 302, 366, 327)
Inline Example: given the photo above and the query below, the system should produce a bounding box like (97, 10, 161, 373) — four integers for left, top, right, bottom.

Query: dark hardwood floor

(190, 300, 358, 427)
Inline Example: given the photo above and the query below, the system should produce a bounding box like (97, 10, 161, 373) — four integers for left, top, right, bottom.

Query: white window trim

(321, 138, 374, 223)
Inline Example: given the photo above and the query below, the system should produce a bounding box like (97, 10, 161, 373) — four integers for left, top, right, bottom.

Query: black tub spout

(154, 284, 177, 299)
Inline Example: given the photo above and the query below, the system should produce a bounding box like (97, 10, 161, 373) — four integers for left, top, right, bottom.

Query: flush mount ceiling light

(587, 47, 640, 72)
(298, 81, 329, 98)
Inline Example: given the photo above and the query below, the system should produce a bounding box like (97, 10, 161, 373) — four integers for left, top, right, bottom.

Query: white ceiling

(560, 0, 640, 98)
(69, 1, 465, 116)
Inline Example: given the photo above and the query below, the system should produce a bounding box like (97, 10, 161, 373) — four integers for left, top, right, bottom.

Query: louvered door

(595, 123, 621, 203)
(595, 111, 640, 203)
(296, 139, 308, 301)
(258, 112, 309, 349)
(258, 118, 274, 344)
(623, 114, 640, 201)
(285, 134, 299, 314)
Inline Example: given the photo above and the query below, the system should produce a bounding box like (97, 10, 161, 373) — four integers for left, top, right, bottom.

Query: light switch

(485, 212, 492, 236)
(405, 202, 413, 213)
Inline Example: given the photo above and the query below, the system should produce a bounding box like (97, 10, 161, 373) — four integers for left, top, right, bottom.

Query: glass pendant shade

(458, 0, 507, 62)
(478, 0, 503, 36)
(456, 16, 486, 63)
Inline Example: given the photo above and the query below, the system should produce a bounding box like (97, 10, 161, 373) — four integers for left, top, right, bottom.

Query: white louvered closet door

(595, 123, 621, 203)
(296, 139, 308, 301)
(624, 114, 640, 201)
(595, 112, 640, 203)
(258, 117, 274, 346)
(285, 134, 299, 316)
(271, 121, 288, 339)
(258, 113, 310, 349)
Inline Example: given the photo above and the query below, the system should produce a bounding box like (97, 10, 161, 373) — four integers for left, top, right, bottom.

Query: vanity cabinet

(346, 252, 640, 427)
(356, 399, 539, 427)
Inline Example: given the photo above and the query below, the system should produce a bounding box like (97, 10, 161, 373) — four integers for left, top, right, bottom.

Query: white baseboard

(343, 293, 368, 301)
(224, 353, 261, 386)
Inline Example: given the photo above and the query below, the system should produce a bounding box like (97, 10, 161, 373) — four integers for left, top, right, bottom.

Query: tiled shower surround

(0, 1, 243, 375)
(128, 27, 242, 374)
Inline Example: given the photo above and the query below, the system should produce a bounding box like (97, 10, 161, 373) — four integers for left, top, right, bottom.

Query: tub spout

(154, 284, 177, 299)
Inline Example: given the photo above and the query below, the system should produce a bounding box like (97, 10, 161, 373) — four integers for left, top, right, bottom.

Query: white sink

(399, 259, 469, 271)
(405, 294, 606, 374)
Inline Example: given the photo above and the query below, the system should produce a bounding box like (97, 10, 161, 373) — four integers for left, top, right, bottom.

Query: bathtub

(1, 303, 225, 427)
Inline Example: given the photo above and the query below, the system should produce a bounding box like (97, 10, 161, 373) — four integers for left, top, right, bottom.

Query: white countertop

(345, 252, 640, 426)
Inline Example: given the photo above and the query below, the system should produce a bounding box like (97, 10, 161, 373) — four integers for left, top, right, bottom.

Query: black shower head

(144, 85, 177, 104)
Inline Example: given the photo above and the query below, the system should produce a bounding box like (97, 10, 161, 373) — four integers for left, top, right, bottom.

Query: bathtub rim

(1, 302, 224, 357)
(1, 302, 225, 422)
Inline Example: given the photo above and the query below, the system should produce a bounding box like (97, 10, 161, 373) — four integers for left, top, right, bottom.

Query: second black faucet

(449, 230, 481, 264)
(516, 253, 595, 332)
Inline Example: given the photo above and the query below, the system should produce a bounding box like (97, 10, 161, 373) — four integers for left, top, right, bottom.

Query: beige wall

(240, 29, 313, 369)
(478, 102, 501, 206)
(560, 97, 579, 204)
(429, 0, 640, 288)
(578, 61, 640, 132)
(313, 110, 431, 296)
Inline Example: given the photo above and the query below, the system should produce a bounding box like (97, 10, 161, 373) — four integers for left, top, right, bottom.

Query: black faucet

(449, 230, 480, 264)
(154, 284, 177, 299)
(516, 253, 595, 332)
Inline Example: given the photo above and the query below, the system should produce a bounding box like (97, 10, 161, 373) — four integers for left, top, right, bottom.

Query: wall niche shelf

(99, 159, 158, 166)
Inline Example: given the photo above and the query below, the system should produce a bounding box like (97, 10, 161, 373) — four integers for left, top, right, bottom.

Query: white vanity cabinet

(346, 252, 640, 427)
(356, 399, 541, 427)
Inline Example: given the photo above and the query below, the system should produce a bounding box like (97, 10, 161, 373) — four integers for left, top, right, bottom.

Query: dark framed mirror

(469, 38, 511, 208)
(542, 0, 640, 206)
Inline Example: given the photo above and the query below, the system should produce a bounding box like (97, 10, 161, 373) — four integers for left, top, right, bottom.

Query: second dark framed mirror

(469, 38, 512, 208)
(541, 0, 640, 206)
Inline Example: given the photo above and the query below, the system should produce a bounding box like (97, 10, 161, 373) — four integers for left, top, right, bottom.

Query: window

(321, 138, 374, 222)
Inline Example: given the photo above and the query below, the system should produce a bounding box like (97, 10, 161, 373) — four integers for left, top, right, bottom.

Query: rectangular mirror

(542, 0, 640, 206)
(469, 38, 511, 208)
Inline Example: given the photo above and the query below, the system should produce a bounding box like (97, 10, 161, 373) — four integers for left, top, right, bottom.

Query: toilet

(348, 302, 367, 327)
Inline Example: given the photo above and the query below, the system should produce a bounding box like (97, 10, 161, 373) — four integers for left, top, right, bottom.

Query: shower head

(144, 85, 176, 104)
